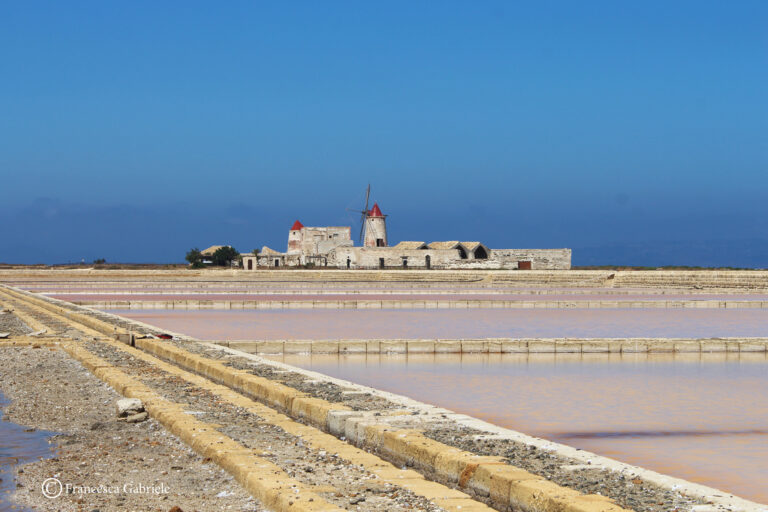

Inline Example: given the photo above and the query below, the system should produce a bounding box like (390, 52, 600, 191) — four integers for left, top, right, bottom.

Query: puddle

(0, 392, 57, 511)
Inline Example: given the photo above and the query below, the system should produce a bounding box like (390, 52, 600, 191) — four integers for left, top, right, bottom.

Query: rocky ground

(224, 357, 397, 411)
(0, 309, 33, 336)
(84, 340, 445, 512)
(0, 346, 263, 512)
(425, 426, 699, 512)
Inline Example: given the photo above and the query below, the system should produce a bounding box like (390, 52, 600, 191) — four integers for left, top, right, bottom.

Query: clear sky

(1, 1, 766, 266)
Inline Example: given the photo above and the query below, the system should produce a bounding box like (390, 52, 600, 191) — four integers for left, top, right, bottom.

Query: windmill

(347, 184, 372, 244)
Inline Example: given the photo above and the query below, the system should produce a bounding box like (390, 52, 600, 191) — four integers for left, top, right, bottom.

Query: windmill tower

(348, 185, 388, 248)
(287, 220, 304, 254)
(364, 203, 387, 247)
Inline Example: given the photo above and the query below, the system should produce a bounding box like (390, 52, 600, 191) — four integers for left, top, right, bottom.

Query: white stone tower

(363, 203, 388, 247)
(287, 220, 304, 254)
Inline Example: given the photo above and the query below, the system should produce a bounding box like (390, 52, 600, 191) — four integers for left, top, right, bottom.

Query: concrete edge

(59, 341, 345, 512)
(95, 336, 499, 512)
(0, 338, 61, 347)
(212, 337, 768, 355)
(209, 345, 768, 512)
(68, 299, 768, 310)
(0, 285, 127, 338)
(135, 337, 635, 512)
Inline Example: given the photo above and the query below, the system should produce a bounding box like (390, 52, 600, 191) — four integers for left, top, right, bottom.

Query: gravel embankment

(425, 426, 700, 512)
(0, 346, 263, 512)
(84, 340, 446, 512)
(157, 339, 702, 512)
(0, 310, 33, 336)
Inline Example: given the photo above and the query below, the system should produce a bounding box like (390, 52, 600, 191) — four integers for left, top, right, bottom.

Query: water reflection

(265, 352, 768, 504)
(0, 392, 56, 511)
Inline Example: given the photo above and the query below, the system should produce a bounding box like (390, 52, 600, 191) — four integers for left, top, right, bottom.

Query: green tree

(185, 248, 204, 269)
(212, 245, 239, 267)
(252, 248, 260, 256)
(93, 258, 106, 264)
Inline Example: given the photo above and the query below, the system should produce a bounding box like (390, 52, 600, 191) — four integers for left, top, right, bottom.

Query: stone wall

(5, 269, 768, 290)
(333, 247, 462, 269)
(253, 253, 301, 268)
(489, 249, 572, 270)
(217, 337, 768, 354)
(315, 239, 353, 257)
(241, 255, 257, 270)
(332, 247, 571, 269)
(299, 227, 352, 265)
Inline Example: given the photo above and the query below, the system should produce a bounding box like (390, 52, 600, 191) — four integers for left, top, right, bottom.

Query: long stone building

(241, 202, 571, 270)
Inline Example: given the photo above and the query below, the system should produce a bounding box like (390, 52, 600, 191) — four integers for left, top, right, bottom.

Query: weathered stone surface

(125, 412, 148, 423)
(332, 247, 572, 270)
(116, 398, 144, 417)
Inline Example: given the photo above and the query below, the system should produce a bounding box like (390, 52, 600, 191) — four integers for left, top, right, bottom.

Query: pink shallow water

(265, 352, 768, 504)
(105, 308, 768, 339)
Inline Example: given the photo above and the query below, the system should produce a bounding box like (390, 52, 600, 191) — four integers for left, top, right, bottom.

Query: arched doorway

(425, 255, 431, 269)
(458, 247, 468, 259)
(474, 246, 488, 259)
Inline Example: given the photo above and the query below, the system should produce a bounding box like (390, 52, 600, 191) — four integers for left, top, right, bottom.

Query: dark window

(379, 258, 385, 269)
(247, 259, 253, 270)
(402, 258, 408, 268)
(376, 238, 385, 247)
(425, 255, 431, 269)
(274, 259, 280, 267)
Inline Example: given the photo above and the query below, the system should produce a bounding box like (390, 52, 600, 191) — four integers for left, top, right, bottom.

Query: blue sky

(1, 1, 766, 266)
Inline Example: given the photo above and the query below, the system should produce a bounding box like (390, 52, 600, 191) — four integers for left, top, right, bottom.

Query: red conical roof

(368, 203, 383, 217)
(290, 220, 304, 231)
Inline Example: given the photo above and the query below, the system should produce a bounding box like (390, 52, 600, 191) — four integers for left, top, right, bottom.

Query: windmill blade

(359, 215, 366, 243)
(364, 184, 370, 213)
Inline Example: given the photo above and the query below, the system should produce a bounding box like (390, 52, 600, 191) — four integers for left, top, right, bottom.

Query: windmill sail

(345, 184, 372, 245)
